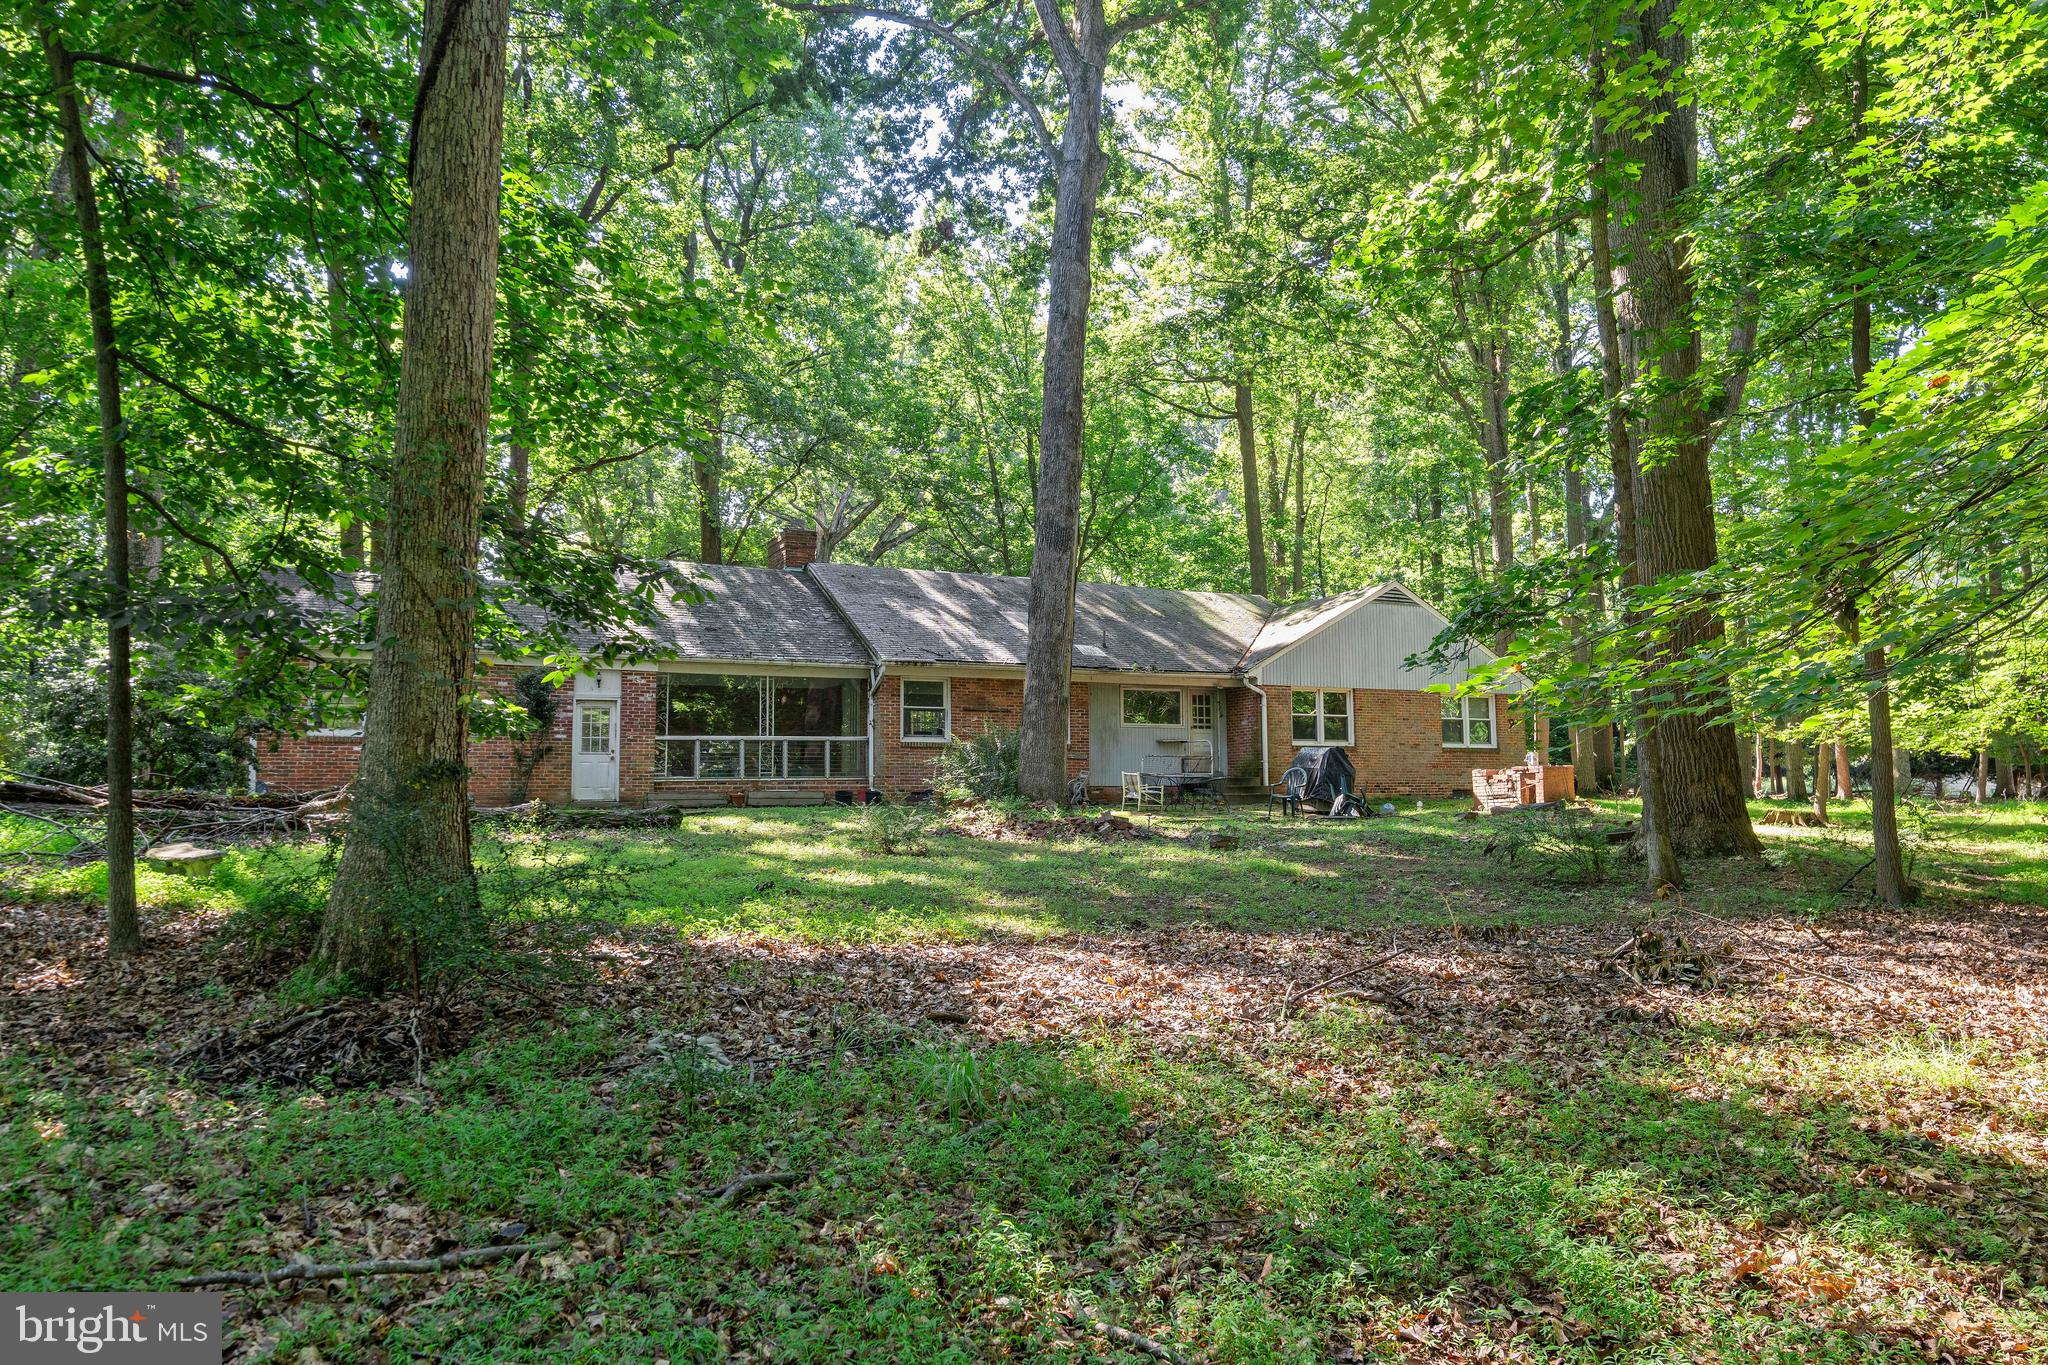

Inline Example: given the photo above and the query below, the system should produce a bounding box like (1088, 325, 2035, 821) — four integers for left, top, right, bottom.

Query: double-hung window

(1441, 694, 1496, 748)
(901, 679, 950, 741)
(1291, 689, 1351, 745)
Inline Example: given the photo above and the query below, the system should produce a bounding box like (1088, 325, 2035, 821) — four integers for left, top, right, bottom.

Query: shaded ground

(4, 801, 2047, 1361)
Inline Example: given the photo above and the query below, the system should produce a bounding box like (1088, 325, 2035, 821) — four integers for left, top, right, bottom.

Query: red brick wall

(1258, 684, 1530, 800)
(618, 671, 657, 804)
(874, 674, 1088, 795)
(256, 664, 574, 806)
(1224, 687, 1264, 783)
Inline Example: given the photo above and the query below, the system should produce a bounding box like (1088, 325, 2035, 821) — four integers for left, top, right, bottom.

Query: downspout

(1251, 676, 1270, 787)
(867, 662, 884, 796)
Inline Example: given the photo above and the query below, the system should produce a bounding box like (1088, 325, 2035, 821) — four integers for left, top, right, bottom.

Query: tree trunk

(1843, 41, 1904, 901)
(1426, 473, 1445, 599)
(1555, 236, 1607, 798)
(315, 0, 512, 984)
(1601, 3, 1759, 859)
(1811, 742, 1828, 823)
(44, 33, 140, 957)
(1974, 747, 1989, 803)
(1857, 634, 1909, 904)
(696, 416, 724, 564)
(1835, 740, 1853, 800)
(1235, 379, 1266, 597)
(1589, 95, 1677, 887)
(1289, 403, 1307, 597)
(1786, 737, 1807, 802)
(1018, 3, 1110, 805)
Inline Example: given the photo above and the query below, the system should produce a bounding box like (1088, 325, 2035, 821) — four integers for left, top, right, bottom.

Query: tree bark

(316, 0, 512, 983)
(1846, 40, 1905, 904)
(1018, 0, 1110, 804)
(44, 33, 140, 957)
(1289, 403, 1307, 597)
(1811, 742, 1828, 823)
(1786, 737, 1807, 802)
(1601, 3, 1758, 859)
(1554, 232, 1611, 795)
(1975, 747, 1990, 804)
(1835, 740, 1853, 800)
(1589, 91, 1677, 887)
(1235, 379, 1267, 597)
(1848, 622, 1909, 904)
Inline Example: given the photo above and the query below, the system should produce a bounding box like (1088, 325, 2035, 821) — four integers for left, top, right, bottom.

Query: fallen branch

(1266, 948, 1401, 1022)
(1673, 908, 1880, 998)
(1065, 1296, 1186, 1364)
(708, 1169, 804, 1205)
(173, 1236, 563, 1289)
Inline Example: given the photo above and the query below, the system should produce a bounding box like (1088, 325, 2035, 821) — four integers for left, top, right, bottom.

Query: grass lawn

(4, 799, 2047, 1361)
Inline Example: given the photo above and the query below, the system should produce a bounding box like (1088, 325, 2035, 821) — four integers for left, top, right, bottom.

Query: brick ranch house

(258, 528, 1542, 807)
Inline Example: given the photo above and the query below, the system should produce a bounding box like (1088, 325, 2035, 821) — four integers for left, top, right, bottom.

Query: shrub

(855, 800, 932, 856)
(232, 811, 631, 995)
(936, 726, 1022, 804)
(1484, 808, 1614, 885)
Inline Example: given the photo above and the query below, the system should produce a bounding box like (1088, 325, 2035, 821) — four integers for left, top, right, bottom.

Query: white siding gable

(1257, 600, 1494, 690)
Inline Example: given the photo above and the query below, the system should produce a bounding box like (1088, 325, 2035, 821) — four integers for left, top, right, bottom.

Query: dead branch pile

(943, 805, 1155, 843)
(0, 771, 348, 861)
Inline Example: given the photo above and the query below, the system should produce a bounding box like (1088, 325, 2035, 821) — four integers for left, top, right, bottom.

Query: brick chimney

(766, 525, 819, 570)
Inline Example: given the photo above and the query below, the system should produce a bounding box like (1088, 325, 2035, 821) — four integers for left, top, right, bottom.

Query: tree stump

(143, 842, 225, 877)
(1759, 809, 1826, 828)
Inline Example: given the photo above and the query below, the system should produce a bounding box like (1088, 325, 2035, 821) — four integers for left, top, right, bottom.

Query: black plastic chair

(1269, 765, 1308, 819)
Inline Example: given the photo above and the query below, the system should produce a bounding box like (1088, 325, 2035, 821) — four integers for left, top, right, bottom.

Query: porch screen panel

(661, 674, 761, 736)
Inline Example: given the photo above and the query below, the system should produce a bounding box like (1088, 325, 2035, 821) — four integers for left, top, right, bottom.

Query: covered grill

(1292, 745, 1364, 817)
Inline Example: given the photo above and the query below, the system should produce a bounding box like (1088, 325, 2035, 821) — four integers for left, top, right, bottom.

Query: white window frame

(901, 677, 951, 744)
(1290, 688, 1352, 746)
(1121, 687, 1184, 728)
(1189, 692, 1214, 731)
(1441, 693, 1497, 749)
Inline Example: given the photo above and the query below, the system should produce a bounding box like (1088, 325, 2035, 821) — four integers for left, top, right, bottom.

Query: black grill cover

(1292, 746, 1357, 809)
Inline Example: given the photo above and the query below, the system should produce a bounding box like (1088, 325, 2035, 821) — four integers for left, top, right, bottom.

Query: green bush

(1484, 808, 1614, 885)
(936, 726, 1020, 803)
(855, 800, 932, 856)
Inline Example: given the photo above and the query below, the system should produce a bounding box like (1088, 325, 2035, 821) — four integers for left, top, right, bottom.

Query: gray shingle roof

(270, 566, 871, 668)
(807, 564, 1272, 674)
(276, 565, 1478, 682)
(653, 563, 870, 666)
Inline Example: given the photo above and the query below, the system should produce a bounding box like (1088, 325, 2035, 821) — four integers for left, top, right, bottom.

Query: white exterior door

(571, 700, 619, 801)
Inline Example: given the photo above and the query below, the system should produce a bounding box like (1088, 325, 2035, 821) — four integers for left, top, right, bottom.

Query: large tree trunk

(1589, 100, 1677, 887)
(1017, 3, 1109, 804)
(1235, 379, 1267, 597)
(1602, 3, 1758, 859)
(44, 34, 140, 957)
(1786, 737, 1807, 801)
(316, 0, 512, 984)
(1846, 41, 1906, 905)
